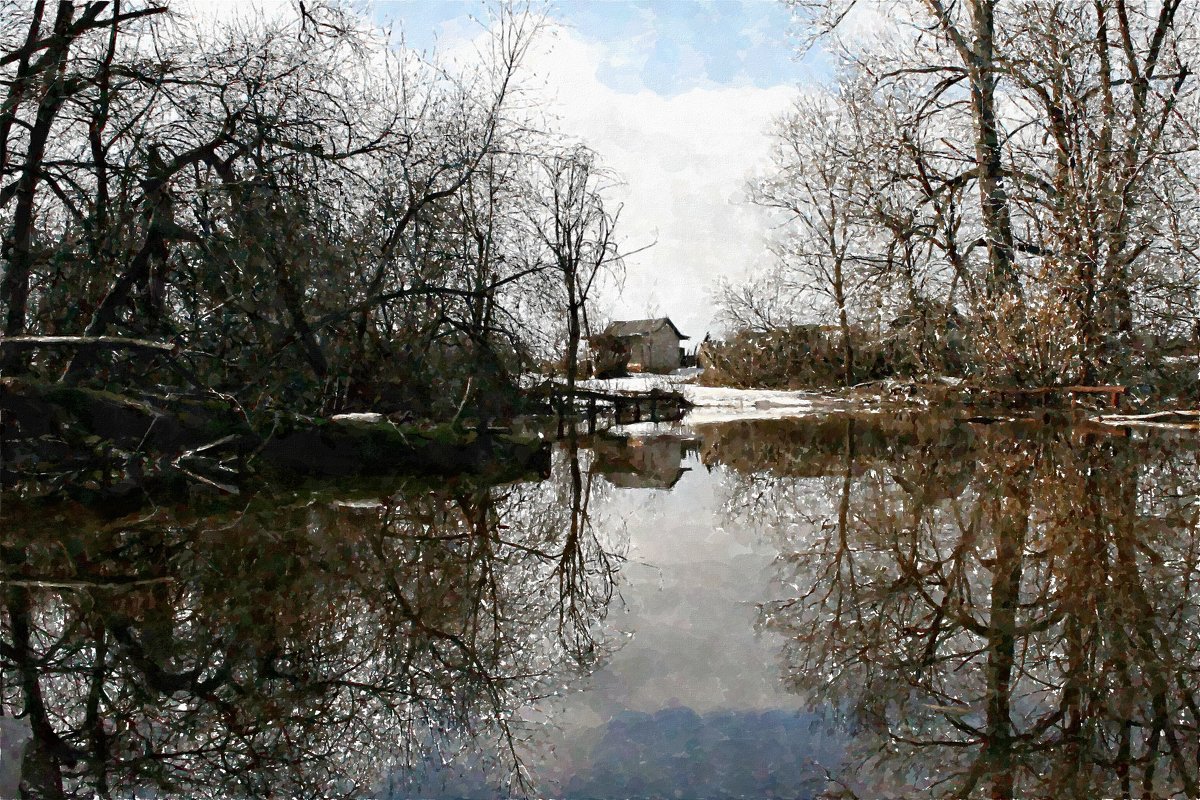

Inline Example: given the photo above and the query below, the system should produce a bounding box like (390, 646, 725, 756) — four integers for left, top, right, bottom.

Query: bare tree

(770, 0, 1200, 387)
(1, 2, 607, 424)
(755, 95, 868, 386)
(526, 145, 625, 405)
(1, 2, 168, 372)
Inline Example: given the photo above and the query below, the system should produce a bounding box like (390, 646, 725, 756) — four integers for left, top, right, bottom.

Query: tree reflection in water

(722, 416, 1200, 799)
(1, 453, 620, 800)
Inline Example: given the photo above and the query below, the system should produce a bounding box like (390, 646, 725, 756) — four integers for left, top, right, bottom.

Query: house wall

(629, 329, 681, 372)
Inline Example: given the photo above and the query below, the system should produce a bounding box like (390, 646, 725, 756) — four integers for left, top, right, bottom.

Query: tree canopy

(0, 1, 625, 420)
(729, 0, 1199, 390)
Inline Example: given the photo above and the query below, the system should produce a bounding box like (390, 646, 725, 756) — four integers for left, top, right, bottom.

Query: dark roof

(600, 467, 690, 490)
(601, 317, 689, 340)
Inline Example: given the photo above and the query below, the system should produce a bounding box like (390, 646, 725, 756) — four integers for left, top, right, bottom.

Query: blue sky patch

(371, 0, 828, 94)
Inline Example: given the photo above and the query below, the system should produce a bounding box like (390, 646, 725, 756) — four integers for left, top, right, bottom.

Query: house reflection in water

(590, 433, 699, 490)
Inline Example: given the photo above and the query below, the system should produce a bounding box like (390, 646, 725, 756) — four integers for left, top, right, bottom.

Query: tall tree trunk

(564, 268, 581, 430)
(62, 150, 172, 381)
(0, 0, 47, 176)
(965, 0, 1018, 300)
(2, 2, 78, 372)
(833, 255, 854, 387)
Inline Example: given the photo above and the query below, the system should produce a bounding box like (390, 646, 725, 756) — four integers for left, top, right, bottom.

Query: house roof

(601, 317, 689, 340)
(600, 467, 691, 490)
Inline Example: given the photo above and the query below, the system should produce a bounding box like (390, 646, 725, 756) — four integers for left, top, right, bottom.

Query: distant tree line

(0, 1, 623, 420)
(718, 0, 1199, 394)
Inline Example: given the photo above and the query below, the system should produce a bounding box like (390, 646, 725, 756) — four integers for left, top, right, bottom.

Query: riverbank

(580, 369, 1199, 428)
(0, 378, 551, 505)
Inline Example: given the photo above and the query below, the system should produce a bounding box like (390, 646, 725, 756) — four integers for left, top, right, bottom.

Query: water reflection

(5, 414, 1199, 799)
(743, 416, 1200, 799)
(591, 433, 698, 490)
(562, 707, 837, 800)
(1, 457, 620, 799)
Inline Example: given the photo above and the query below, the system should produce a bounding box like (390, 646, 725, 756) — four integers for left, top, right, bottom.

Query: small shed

(598, 317, 690, 373)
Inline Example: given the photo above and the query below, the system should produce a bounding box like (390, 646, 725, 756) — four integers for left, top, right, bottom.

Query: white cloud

(522, 25, 797, 340)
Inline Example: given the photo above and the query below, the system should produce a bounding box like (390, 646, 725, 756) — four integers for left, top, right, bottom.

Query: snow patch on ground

(579, 371, 854, 423)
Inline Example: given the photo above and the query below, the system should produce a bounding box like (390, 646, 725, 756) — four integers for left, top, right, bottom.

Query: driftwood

(963, 384, 1127, 408)
(1094, 409, 1200, 430)
(1, 576, 174, 589)
(873, 381, 1132, 410)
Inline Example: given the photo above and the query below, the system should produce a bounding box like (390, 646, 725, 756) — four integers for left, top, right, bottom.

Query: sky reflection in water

(3, 415, 1199, 799)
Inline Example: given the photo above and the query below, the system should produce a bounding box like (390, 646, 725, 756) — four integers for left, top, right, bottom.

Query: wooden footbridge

(531, 383, 692, 434)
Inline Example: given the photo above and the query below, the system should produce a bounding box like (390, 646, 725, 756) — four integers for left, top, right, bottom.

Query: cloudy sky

(371, 1, 829, 341)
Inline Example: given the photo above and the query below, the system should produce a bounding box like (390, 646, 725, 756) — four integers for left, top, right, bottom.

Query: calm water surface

(3, 414, 1198, 799)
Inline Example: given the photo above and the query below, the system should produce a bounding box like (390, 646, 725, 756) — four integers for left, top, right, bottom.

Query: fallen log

(0, 335, 209, 389)
(0, 334, 176, 353)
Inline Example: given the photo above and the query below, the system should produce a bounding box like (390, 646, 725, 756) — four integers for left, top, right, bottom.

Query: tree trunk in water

(983, 486, 1026, 800)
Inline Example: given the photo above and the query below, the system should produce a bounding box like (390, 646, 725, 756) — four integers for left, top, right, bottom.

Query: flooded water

(3, 413, 1199, 799)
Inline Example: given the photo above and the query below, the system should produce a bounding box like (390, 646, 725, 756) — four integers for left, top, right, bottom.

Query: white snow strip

(334, 499, 385, 509)
(578, 373, 854, 422)
(329, 412, 385, 423)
